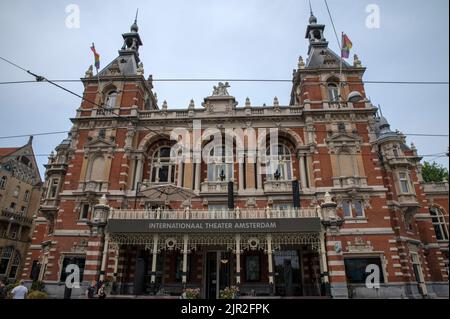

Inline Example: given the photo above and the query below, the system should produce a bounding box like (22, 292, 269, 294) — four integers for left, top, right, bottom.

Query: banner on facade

(107, 218, 321, 234)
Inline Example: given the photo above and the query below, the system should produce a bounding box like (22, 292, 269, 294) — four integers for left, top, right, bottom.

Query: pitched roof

(0, 147, 19, 157)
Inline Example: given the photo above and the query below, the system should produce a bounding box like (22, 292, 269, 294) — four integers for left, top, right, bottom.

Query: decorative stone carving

(85, 65, 93, 78)
(212, 82, 230, 96)
(298, 56, 305, 69)
(346, 237, 373, 253)
(137, 62, 144, 75)
(353, 54, 362, 67)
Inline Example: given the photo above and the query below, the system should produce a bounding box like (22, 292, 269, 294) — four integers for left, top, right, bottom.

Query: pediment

(326, 132, 361, 144)
(84, 138, 116, 150)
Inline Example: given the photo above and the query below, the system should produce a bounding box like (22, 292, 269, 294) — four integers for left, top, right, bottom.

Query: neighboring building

(0, 137, 42, 283)
(24, 13, 448, 299)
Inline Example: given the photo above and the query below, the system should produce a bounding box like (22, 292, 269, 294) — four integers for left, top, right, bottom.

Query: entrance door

(205, 251, 231, 299)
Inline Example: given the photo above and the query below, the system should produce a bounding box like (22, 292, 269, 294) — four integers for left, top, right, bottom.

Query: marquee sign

(107, 218, 321, 234)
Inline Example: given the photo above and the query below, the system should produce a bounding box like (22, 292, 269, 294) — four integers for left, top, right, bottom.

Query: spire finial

(130, 9, 139, 32)
(308, 0, 317, 24)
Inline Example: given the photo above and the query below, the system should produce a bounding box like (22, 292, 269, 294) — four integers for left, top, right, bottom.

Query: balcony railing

(0, 209, 34, 226)
(109, 207, 319, 220)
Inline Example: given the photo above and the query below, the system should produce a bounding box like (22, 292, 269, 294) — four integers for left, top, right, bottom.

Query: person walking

(97, 283, 107, 299)
(0, 281, 7, 299)
(86, 280, 97, 299)
(11, 280, 28, 299)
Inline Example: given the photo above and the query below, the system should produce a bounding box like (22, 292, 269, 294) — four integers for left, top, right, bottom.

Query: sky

(0, 0, 448, 178)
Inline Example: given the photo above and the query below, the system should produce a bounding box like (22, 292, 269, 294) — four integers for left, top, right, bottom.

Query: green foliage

(31, 280, 45, 292)
(27, 290, 48, 299)
(422, 161, 449, 183)
(219, 286, 239, 299)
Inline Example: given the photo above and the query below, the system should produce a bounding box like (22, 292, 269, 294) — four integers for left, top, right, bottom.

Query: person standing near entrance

(11, 280, 28, 299)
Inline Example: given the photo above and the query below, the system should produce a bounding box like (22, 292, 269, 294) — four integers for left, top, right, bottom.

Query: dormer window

(105, 90, 117, 109)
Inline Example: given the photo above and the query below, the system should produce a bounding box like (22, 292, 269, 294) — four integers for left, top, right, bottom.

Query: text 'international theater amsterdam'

(24, 12, 448, 299)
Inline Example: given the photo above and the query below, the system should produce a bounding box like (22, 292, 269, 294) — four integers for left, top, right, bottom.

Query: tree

(421, 161, 449, 183)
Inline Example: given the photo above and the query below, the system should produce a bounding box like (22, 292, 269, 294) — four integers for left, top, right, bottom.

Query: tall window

(398, 172, 411, 193)
(342, 200, 365, 218)
(0, 176, 6, 188)
(48, 179, 59, 198)
(8, 252, 20, 279)
(266, 144, 292, 181)
(80, 204, 90, 220)
(430, 207, 449, 241)
(24, 190, 30, 202)
(327, 83, 339, 102)
(105, 90, 117, 108)
(0, 247, 13, 275)
(151, 147, 176, 183)
(207, 146, 233, 182)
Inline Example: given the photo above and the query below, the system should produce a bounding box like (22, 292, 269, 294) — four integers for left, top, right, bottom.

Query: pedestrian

(97, 283, 107, 299)
(11, 280, 28, 299)
(0, 281, 7, 299)
(86, 280, 97, 299)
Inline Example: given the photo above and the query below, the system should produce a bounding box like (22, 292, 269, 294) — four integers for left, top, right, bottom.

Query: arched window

(151, 147, 176, 183)
(88, 156, 106, 181)
(8, 252, 20, 279)
(266, 144, 293, 181)
(105, 90, 117, 109)
(327, 83, 340, 102)
(0, 176, 6, 188)
(430, 207, 449, 241)
(207, 146, 233, 182)
(24, 190, 30, 202)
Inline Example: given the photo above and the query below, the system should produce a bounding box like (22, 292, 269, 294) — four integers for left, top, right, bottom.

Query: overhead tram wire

(0, 56, 448, 142)
(1, 152, 448, 160)
(0, 79, 449, 85)
(0, 56, 165, 138)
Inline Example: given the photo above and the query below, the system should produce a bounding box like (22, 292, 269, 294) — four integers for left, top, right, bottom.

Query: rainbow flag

(341, 33, 353, 59)
(90, 43, 100, 70)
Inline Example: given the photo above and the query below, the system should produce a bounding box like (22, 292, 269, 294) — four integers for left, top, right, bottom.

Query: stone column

(182, 234, 189, 285)
(299, 154, 307, 190)
(318, 230, 330, 295)
(194, 159, 201, 192)
(150, 234, 159, 283)
(238, 160, 244, 192)
(99, 234, 110, 281)
(235, 235, 241, 284)
(177, 162, 184, 187)
(267, 235, 274, 285)
(134, 156, 144, 190)
(256, 158, 263, 191)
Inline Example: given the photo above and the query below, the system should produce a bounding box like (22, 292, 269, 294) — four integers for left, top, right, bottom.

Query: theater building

(24, 13, 448, 299)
